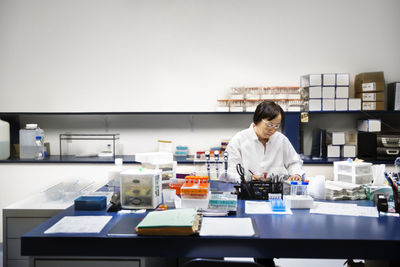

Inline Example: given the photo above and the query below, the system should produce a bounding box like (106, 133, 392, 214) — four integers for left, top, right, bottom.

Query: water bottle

(20, 124, 44, 159)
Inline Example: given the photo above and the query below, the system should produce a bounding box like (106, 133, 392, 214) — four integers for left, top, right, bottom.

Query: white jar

(0, 119, 10, 160)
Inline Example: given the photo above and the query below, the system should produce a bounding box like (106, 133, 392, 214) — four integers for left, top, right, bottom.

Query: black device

(376, 194, 389, 212)
(311, 128, 327, 159)
(357, 132, 377, 159)
(387, 82, 400, 111)
(377, 134, 400, 159)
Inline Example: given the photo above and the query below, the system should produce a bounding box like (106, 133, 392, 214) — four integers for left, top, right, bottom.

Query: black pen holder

(239, 181, 283, 200)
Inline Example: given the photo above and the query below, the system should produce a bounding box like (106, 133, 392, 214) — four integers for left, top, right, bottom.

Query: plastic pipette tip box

(270, 199, 286, 212)
(74, 196, 107, 210)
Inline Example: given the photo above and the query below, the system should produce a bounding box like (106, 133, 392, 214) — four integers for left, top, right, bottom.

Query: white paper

(245, 201, 292, 215)
(310, 202, 378, 218)
(44, 216, 112, 234)
(200, 217, 255, 236)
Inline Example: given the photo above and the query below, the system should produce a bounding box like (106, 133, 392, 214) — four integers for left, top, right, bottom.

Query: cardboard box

(358, 119, 381, 132)
(335, 99, 348, 111)
(309, 99, 322, 111)
(362, 101, 385, 111)
(336, 73, 350, 86)
(322, 99, 335, 111)
(356, 91, 385, 102)
(336, 86, 349, 98)
(327, 145, 341, 158)
(322, 87, 335, 98)
(323, 74, 336, 86)
(348, 98, 362, 111)
(354, 72, 385, 92)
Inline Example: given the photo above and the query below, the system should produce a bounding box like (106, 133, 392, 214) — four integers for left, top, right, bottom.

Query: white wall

(1, 0, 400, 112)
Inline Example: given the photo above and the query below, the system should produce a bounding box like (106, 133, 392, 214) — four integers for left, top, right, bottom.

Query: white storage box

(309, 99, 322, 111)
(332, 132, 346, 145)
(322, 99, 335, 111)
(348, 98, 362, 111)
(336, 86, 349, 98)
(336, 73, 350, 86)
(343, 145, 356, 158)
(181, 195, 210, 209)
(323, 74, 336, 86)
(327, 145, 341, 158)
(335, 99, 348, 111)
(120, 169, 162, 209)
(334, 161, 373, 184)
(358, 119, 381, 132)
(322, 87, 335, 98)
(142, 161, 177, 188)
(309, 87, 322, 98)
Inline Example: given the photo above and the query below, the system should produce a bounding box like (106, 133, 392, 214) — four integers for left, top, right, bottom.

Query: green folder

(136, 208, 199, 235)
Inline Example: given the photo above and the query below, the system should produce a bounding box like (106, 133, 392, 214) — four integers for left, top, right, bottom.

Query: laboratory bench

(20, 182, 400, 266)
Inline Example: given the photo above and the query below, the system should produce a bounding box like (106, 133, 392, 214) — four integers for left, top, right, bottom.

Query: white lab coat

(224, 124, 304, 182)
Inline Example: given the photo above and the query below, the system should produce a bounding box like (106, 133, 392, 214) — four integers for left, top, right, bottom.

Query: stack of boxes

(354, 72, 386, 111)
(327, 132, 357, 158)
(301, 73, 361, 111)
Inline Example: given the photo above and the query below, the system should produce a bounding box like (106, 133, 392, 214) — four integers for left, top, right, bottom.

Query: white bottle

(107, 158, 124, 192)
(0, 119, 10, 160)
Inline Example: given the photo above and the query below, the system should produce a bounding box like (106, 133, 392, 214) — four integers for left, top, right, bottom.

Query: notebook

(136, 208, 200, 236)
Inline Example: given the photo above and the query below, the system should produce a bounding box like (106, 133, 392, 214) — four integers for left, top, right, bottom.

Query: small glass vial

(290, 181, 298, 196)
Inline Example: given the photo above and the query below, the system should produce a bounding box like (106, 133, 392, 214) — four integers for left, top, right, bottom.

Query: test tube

(290, 181, 298, 196)
(301, 181, 309, 196)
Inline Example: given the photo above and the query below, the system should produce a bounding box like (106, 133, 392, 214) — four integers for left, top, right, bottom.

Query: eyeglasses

(261, 119, 280, 129)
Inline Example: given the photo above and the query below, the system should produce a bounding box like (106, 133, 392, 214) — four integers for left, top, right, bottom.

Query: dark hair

(253, 101, 284, 124)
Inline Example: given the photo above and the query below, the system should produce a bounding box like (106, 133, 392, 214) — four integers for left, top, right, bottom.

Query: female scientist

(225, 100, 304, 182)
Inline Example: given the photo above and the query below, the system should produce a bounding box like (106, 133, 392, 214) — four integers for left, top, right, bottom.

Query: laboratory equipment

(120, 169, 162, 209)
(230, 87, 245, 100)
(205, 151, 211, 178)
(208, 191, 237, 211)
(284, 180, 314, 209)
(214, 150, 220, 178)
(59, 133, 120, 159)
(20, 124, 44, 159)
(157, 140, 172, 152)
(270, 199, 286, 212)
(235, 164, 284, 200)
(169, 178, 185, 196)
(181, 176, 210, 209)
(216, 99, 230, 112)
(0, 118, 10, 160)
(162, 189, 176, 208)
(142, 161, 177, 189)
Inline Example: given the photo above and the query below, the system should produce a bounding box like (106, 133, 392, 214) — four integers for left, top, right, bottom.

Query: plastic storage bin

(120, 169, 162, 209)
(0, 119, 10, 160)
(334, 161, 373, 184)
(19, 124, 44, 159)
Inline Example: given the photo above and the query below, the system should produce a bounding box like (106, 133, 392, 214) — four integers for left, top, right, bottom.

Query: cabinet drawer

(7, 238, 28, 260)
(34, 259, 140, 267)
(8, 259, 29, 267)
(7, 217, 50, 238)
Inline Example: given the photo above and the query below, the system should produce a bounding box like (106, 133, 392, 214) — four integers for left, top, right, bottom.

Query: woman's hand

(288, 175, 302, 181)
(251, 174, 261, 180)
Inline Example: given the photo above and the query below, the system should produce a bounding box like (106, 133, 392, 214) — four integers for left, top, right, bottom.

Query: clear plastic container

(19, 124, 44, 159)
(230, 100, 245, 112)
(0, 119, 10, 160)
(245, 87, 261, 100)
(230, 87, 245, 100)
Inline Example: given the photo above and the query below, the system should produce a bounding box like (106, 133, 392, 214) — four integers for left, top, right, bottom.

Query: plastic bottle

(107, 158, 124, 192)
(0, 119, 10, 160)
(34, 136, 44, 160)
(290, 181, 298, 196)
(301, 181, 309, 196)
(20, 124, 45, 159)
